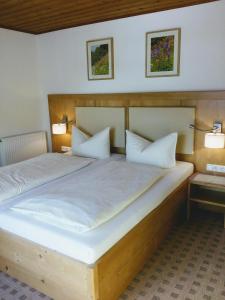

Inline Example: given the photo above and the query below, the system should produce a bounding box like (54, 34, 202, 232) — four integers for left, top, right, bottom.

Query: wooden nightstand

(187, 173, 225, 228)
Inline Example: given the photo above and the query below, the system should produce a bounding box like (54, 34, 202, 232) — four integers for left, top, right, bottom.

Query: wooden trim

(190, 173, 225, 190)
(191, 181, 225, 190)
(190, 198, 225, 208)
(0, 179, 188, 300)
(48, 91, 225, 173)
(0, 0, 217, 34)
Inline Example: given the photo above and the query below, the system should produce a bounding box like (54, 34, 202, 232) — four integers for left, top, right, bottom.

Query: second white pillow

(72, 126, 110, 159)
(126, 130, 177, 168)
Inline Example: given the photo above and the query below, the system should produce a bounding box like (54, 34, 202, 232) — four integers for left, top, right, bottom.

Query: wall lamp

(52, 115, 74, 135)
(189, 121, 225, 149)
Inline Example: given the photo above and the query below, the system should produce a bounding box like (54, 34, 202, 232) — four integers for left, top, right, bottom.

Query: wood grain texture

(0, 230, 94, 300)
(0, 0, 217, 34)
(48, 91, 225, 173)
(0, 179, 188, 300)
(191, 173, 225, 188)
(188, 173, 225, 226)
(95, 179, 188, 300)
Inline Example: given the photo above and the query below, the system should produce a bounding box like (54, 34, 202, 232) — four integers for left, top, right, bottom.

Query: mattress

(0, 155, 193, 265)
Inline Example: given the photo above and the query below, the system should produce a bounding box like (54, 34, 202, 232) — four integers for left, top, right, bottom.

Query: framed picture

(86, 37, 114, 80)
(146, 28, 181, 78)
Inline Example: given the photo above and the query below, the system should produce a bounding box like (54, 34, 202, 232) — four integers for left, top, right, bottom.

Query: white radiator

(0, 131, 47, 166)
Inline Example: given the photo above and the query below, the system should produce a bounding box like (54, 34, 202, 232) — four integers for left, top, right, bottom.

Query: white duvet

(0, 153, 94, 203)
(11, 160, 165, 233)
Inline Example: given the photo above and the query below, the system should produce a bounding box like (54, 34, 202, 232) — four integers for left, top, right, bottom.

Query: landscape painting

(146, 28, 181, 77)
(87, 38, 114, 80)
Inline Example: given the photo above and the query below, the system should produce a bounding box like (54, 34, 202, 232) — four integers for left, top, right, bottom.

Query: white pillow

(126, 130, 177, 168)
(72, 126, 110, 159)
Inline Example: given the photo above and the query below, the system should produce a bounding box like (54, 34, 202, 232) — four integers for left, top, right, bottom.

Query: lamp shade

(52, 123, 67, 135)
(204, 133, 225, 149)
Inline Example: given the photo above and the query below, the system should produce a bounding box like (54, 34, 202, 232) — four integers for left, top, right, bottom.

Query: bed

(0, 98, 196, 300)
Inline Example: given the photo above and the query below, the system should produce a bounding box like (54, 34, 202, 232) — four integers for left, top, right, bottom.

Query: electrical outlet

(61, 146, 72, 152)
(206, 163, 225, 173)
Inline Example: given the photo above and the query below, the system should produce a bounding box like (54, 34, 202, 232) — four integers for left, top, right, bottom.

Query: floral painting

(151, 35, 174, 72)
(87, 38, 114, 80)
(146, 28, 181, 77)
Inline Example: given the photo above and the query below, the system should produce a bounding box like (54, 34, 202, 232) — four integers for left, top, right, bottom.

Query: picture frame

(145, 28, 181, 78)
(86, 37, 114, 80)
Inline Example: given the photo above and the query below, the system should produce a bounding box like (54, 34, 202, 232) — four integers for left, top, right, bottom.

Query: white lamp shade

(52, 123, 67, 135)
(204, 133, 225, 149)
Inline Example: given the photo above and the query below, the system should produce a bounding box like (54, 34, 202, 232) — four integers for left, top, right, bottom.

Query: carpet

(119, 211, 225, 300)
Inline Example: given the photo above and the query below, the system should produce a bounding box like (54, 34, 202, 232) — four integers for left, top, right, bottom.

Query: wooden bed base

(0, 179, 188, 300)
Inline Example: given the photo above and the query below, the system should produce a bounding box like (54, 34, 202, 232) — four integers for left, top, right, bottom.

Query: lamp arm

(189, 124, 211, 132)
(189, 123, 222, 133)
(67, 119, 75, 125)
(60, 115, 75, 125)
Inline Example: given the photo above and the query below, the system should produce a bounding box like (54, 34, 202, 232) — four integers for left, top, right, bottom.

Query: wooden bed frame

(1, 91, 225, 300)
(0, 179, 188, 300)
(48, 91, 225, 172)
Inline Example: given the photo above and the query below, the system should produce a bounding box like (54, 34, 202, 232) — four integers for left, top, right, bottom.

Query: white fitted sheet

(0, 155, 193, 265)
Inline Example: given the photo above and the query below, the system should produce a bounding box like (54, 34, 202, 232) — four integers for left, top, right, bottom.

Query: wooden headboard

(48, 91, 225, 173)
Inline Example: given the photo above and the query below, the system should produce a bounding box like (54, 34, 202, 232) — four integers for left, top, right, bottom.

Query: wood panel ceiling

(0, 0, 218, 35)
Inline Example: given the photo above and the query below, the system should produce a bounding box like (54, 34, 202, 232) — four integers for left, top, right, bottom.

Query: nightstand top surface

(191, 173, 225, 188)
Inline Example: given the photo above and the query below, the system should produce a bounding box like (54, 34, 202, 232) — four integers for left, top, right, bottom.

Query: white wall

(1, 1, 225, 145)
(0, 29, 42, 138)
(37, 0, 225, 138)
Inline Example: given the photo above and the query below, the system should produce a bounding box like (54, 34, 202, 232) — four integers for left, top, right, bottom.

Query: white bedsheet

(0, 155, 193, 265)
(11, 160, 164, 233)
(0, 153, 94, 204)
